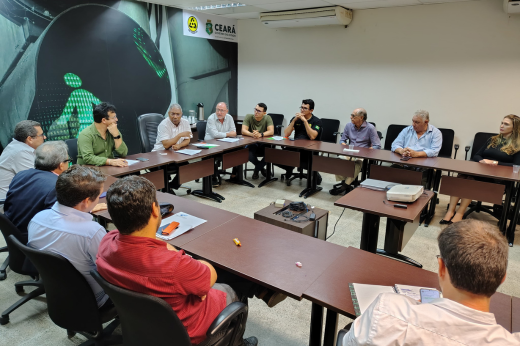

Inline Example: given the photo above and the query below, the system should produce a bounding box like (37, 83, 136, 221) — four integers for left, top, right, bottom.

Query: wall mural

(0, 0, 238, 155)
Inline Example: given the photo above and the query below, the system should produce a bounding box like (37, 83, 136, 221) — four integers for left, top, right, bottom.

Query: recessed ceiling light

(188, 3, 246, 11)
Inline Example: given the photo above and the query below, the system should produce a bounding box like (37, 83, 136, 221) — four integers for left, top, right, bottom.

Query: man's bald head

(215, 102, 228, 120)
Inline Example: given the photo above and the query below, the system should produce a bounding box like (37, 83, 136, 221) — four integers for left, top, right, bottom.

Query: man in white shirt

(205, 102, 236, 140)
(153, 103, 193, 151)
(343, 219, 520, 346)
(0, 120, 46, 202)
(28, 165, 109, 307)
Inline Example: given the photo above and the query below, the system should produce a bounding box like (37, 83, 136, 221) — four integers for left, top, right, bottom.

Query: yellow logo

(187, 16, 198, 33)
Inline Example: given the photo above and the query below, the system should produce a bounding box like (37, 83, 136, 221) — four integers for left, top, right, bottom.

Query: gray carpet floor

(1, 167, 519, 346)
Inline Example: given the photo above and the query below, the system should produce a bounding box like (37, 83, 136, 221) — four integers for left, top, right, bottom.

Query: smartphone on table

(420, 288, 441, 303)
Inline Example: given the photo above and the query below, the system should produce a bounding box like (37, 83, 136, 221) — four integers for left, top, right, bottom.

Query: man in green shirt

(242, 103, 274, 179)
(77, 102, 128, 166)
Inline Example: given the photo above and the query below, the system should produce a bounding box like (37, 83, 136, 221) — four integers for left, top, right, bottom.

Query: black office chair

(283, 130, 324, 187)
(383, 124, 408, 151)
(197, 121, 207, 141)
(91, 270, 249, 346)
(438, 128, 456, 159)
(137, 113, 164, 153)
(321, 119, 341, 144)
(368, 122, 383, 140)
(0, 199, 8, 281)
(65, 138, 78, 164)
(336, 328, 349, 346)
(0, 214, 44, 325)
(12, 236, 121, 345)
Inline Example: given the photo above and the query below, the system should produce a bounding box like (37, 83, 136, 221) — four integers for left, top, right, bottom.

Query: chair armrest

(207, 301, 248, 337)
(336, 329, 349, 346)
(0, 199, 4, 205)
(333, 132, 341, 136)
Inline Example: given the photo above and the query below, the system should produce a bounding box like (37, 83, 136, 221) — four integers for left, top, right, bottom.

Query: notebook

(359, 178, 400, 191)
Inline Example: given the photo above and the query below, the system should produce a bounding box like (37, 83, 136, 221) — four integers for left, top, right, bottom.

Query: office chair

(65, 138, 78, 164)
(0, 214, 44, 325)
(336, 328, 349, 346)
(91, 270, 249, 346)
(196, 120, 207, 141)
(12, 236, 121, 345)
(0, 199, 8, 281)
(368, 122, 383, 141)
(282, 130, 325, 187)
(383, 124, 408, 151)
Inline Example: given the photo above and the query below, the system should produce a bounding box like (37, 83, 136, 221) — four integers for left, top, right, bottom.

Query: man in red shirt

(96, 176, 258, 345)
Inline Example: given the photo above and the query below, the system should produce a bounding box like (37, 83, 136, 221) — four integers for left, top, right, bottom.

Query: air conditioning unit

(260, 6, 353, 28)
(504, 0, 520, 13)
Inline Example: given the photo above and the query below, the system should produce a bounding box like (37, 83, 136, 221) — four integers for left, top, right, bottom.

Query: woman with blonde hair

(440, 114, 520, 224)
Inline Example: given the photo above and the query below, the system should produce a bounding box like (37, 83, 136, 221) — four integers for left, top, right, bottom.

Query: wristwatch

(113, 134, 121, 139)
(261, 132, 264, 138)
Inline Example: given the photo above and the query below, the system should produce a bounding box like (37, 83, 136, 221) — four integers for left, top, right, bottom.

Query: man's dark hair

(257, 103, 267, 112)
(93, 102, 117, 123)
(14, 120, 41, 142)
(107, 176, 158, 235)
(302, 99, 314, 111)
(438, 220, 508, 297)
(56, 165, 106, 208)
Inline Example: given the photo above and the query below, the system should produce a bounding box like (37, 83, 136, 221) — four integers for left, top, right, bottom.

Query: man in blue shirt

(330, 108, 381, 196)
(28, 165, 109, 307)
(391, 110, 442, 158)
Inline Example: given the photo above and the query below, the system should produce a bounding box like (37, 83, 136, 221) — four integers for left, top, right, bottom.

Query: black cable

(327, 208, 345, 240)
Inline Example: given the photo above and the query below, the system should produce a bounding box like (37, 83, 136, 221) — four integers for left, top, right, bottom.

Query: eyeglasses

(108, 115, 118, 120)
(254, 108, 264, 113)
(216, 109, 227, 113)
(63, 158, 72, 167)
(436, 255, 445, 265)
(300, 106, 310, 111)
(32, 133, 46, 138)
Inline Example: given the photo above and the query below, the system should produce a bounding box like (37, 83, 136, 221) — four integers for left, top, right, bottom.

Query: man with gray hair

(205, 102, 236, 140)
(4, 141, 70, 243)
(391, 110, 442, 158)
(342, 219, 520, 345)
(153, 103, 192, 151)
(0, 120, 46, 201)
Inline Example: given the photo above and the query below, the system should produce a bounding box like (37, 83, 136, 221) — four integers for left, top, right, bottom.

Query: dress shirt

(0, 139, 35, 199)
(77, 123, 128, 166)
(28, 202, 108, 307)
(205, 113, 236, 140)
(391, 124, 442, 157)
(340, 122, 381, 149)
(343, 293, 520, 346)
(153, 118, 193, 151)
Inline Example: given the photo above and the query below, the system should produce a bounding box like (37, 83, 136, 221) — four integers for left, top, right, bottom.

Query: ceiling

(142, 0, 475, 19)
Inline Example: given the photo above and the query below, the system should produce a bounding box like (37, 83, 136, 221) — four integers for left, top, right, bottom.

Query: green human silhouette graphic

(47, 73, 101, 140)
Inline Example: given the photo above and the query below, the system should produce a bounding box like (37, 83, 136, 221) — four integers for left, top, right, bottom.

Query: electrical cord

(327, 208, 345, 240)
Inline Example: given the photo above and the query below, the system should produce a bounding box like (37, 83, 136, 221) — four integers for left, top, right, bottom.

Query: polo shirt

(4, 169, 58, 243)
(0, 139, 35, 200)
(340, 122, 381, 149)
(205, 113, 236, 140)
(243, 114, 273, 133)
(77, 123, 128, 166)
(153, 118, 193, 151)
(28, 202, 108, 307)
(391, 124, 443, 157)
(289, 114, 322, 140)
(96, 230, 227, 345)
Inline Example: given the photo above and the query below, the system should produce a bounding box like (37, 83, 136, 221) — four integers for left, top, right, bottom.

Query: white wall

(237, 0, 520, 157)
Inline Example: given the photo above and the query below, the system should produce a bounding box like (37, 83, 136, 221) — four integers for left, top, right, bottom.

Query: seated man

(0, 120, 46, 202)
(241, 103, 274, 179)
(4, 141, 70, 243)
(77, 102, 128, 167)
(330, 108, 381, 196)
(96, 176, 259, 346)
(343, 219, 520, 345)
(391, 109, 442, 159)
(152, 103, 192, 151)
(278, 99, 323, 184)
(28, 165, 108, 307)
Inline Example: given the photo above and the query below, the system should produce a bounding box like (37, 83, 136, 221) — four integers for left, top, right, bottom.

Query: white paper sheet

(271, 136, 285, 140)
(351, 283, 395, 314)
(176, 149, 202, 155)
(343, 148, 360, 153)
(126, 159, 140, 166)
(217, 138, 240, 143)
(156, 212, 207, 240)
(394, 284, 441, 302)
(192, 143, 220, 148)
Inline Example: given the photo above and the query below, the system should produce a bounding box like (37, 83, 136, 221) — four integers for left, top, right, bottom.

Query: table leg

(360, 159, 369, 182)
(376, 218, 422, 267)
(301, 152, 322, 199)
(163, 165, 170, 193)
(192, 175, 225, 203)
(506, 182, 519, 246)
(322, 309, 339, 346)
(422, 169, 442, 227)
(258, 161, 278, 187)
(499, 181, 514, 236)
(309, 303, 324, 346)
(360, 212, 380, 253)
(225, 164, 255, 188)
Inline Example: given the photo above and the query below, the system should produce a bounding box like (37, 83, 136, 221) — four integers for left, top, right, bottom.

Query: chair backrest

(0, 213, 34, 275)
(196, 121, 207, 141)
(383, 124, 408, 150)
(65, 138, 78, 164)
(91, 270, 192, 346)
(268, 113, 284, 136)
(12, 235, 103, 332)
(137, 113, 165, 153)
(368, 122, 376, 128)
(469, 132, 497, 160)
(320, 118, 341, 144)
(438, 128, 455, 159)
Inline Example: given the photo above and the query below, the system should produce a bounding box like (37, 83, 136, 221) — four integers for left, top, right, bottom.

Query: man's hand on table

(107, 158, 128, 167)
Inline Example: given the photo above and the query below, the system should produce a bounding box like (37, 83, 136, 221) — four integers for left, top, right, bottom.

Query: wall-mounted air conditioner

(504, 0, 520, 13)
(260, 6, 353, 28)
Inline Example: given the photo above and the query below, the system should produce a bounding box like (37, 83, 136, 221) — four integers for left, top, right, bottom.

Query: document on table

(126, 159, 140, 166)
(269, 136, 285, 140)
(217, 138, 240, 143)
(176, 149, 202, 155)
(192, 143, 220, 148)
(156, 212, 207, 241)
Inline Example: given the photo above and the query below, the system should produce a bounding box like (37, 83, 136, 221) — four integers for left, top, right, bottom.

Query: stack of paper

(125, 159, 140, 166)
(156, 212, 207, 241)
(192, 143, 220, 148)
(176, 149, 202, 155)
(217, 138, 240, 143)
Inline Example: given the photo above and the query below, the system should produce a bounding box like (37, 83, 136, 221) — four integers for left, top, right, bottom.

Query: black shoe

(439, 217, 453, 225)
(317, 173, 323, 185)
(260, 168, 267, 177)
(252, 170, 259, 180)
(329, 184, 347, 196)
(242, 336, 258, 346)
(212, 176, 220, 187)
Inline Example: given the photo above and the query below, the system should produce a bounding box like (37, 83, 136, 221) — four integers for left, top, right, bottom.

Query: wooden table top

(334, 187, 434, 223)
(302, 247, 512, 331)
(182, 215, 346, 300)
(258, 138, 318, 149)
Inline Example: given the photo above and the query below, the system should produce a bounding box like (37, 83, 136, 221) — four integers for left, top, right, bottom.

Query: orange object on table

(162, 222, 180, 236)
